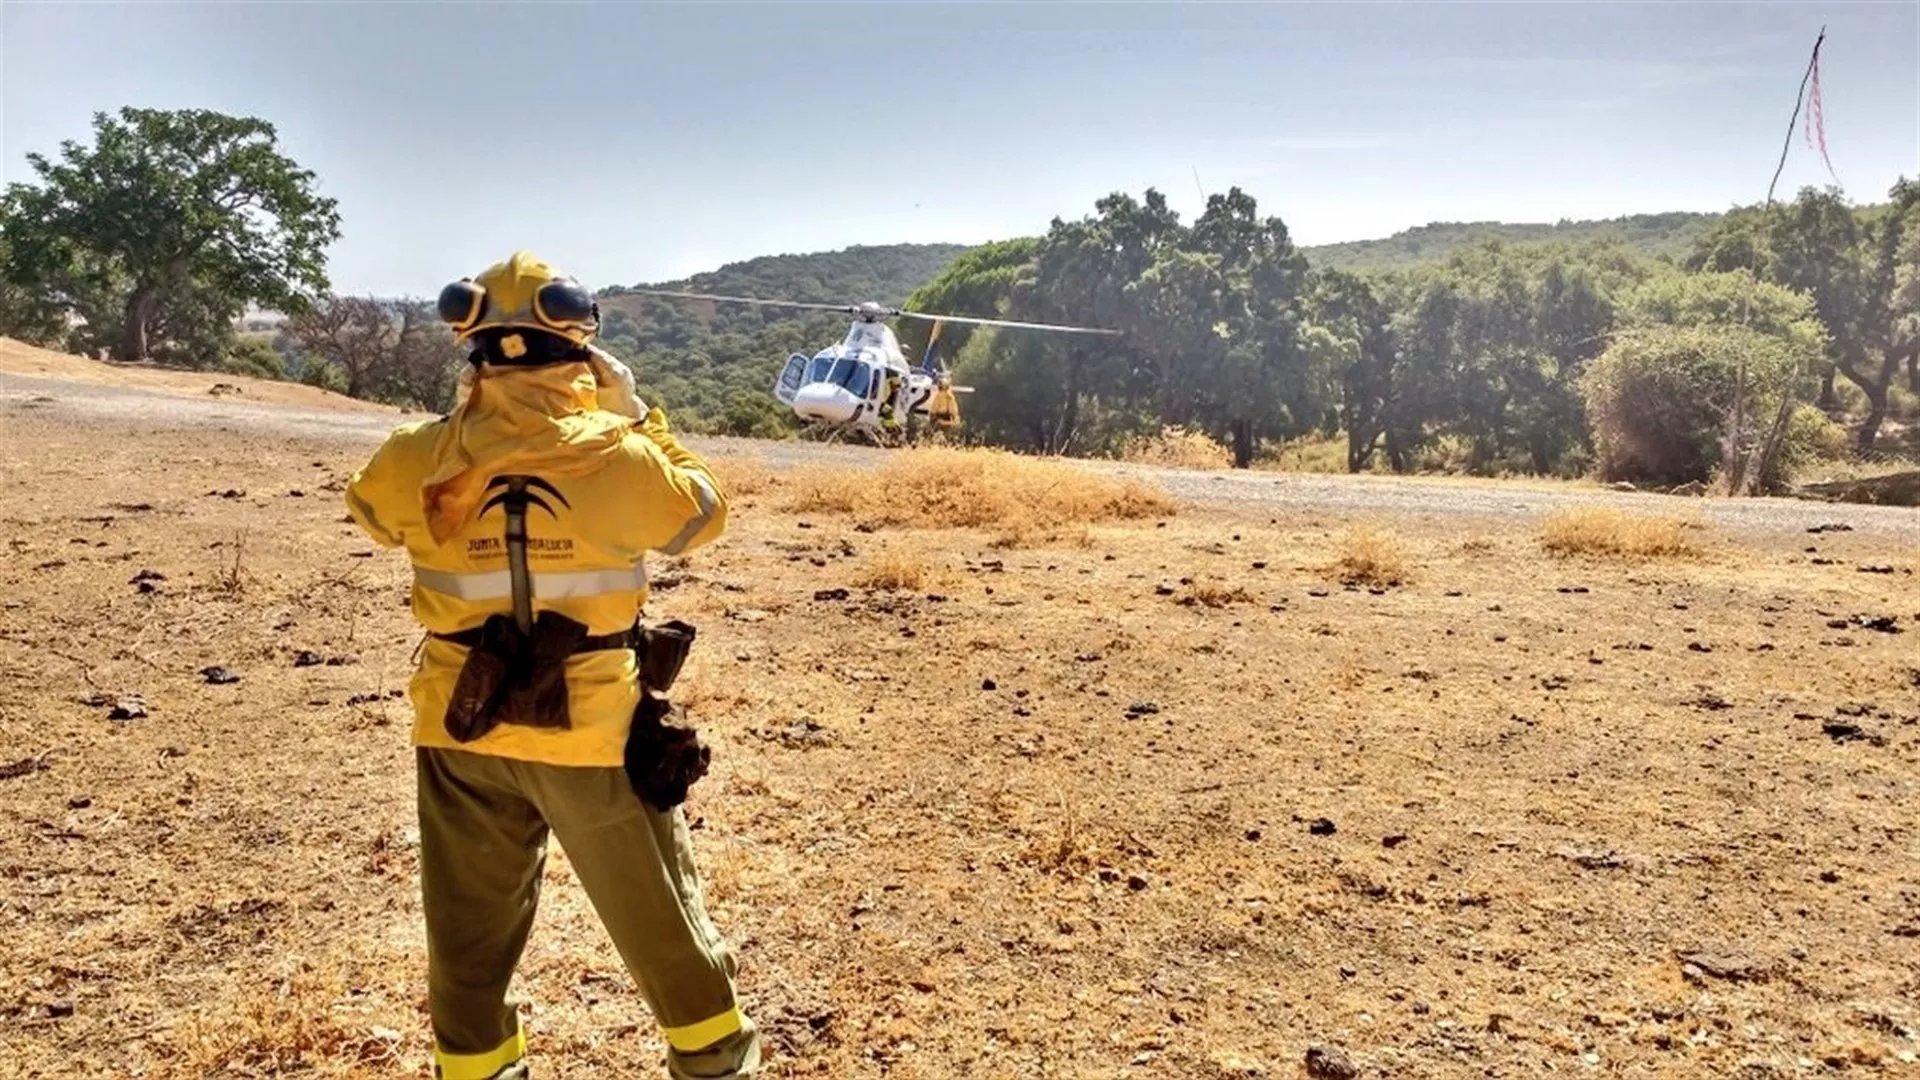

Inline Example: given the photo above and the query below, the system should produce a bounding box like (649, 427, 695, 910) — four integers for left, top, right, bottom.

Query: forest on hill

(3, 107, 1914, 490)
(1300, 211, 1723, 272)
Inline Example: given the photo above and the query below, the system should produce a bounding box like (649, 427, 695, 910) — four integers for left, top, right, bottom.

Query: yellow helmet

(437, 251, 600, 358)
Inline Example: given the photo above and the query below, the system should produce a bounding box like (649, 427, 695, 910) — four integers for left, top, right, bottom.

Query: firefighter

(927, 373, 960, 432)
(344, 251, 759, 1080)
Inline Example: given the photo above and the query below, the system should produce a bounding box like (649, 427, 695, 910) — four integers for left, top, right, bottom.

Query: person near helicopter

(926, 373, 960, 431)
(343, 251, 759, 1080)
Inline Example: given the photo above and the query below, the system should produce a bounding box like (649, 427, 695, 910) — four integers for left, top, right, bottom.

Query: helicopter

(621, 289, 1120, 444)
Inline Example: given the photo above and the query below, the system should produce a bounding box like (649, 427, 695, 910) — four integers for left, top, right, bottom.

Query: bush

(220, 338, 286, 381)
(783, 447, 1171, 545)
(1120, 425, 1232, 469)
(1580, 325, 1798, 486)
(1541, 507, 1699, 558)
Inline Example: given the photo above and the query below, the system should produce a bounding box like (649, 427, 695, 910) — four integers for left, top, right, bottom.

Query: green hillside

(1302, 211, 1724, 272)
(599, 242, 972, 337)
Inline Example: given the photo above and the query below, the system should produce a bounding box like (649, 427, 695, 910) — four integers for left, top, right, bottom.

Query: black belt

(433, 625, 642, 654)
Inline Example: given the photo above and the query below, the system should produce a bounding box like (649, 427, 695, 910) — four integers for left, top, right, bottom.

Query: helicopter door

(773, 352, 807, 406)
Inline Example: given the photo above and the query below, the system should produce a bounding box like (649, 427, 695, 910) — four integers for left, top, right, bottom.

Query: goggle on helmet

(437, 250, 600, 357)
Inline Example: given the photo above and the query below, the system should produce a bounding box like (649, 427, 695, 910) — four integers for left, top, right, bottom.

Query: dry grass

(1120, 425, 1232, 470)
(711, 455, 777, 497)
(1541, 506, 1702, 558)
(784, 447, 1171, 544)
(851, 552, 926, 591)
(1328, 523, 1413, 587)
(169, 967, 402, 1079)
(8, 388, 1920, 1079)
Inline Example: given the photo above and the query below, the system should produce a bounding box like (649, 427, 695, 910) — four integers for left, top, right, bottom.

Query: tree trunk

(1347, 427, 1378, 473)
(1817, 365, 1838, 411)
(1841, 349, 1906, 454)
(1384, 429, 1409, 473)
(1907, 345, 1919, 396)
(1856, 383, 1890, 454)
(1231, 419, 1253, 469)
(119, 287, 158, 362)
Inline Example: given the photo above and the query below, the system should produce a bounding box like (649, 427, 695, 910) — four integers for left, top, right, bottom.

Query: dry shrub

(712, 455, 776, 497)
(853, 552, 926, 591)
(785, 448, 1171, 545)
(1541, 507, 1700, 558)
(1182, 581, 1252, 608)
(1330, 524, 1412, 587)
(1121, 425, 1232, 470)
(170, 967, 402, 1078)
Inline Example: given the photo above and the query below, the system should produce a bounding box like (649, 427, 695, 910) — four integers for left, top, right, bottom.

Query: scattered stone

(1153, 583, 1176, 596)
(752, 718, 838, 749)
(727, 608, 771, 623)
(1689, 693, 1733, 711)
(98, 694, 149, 721)
(1382, 833, 1408, 848)
(1807, 523, 1853, 534)
(1308, 588, 1330, 598)
(1540, 675, 1571, 691)
(1669, 481, 1708, 497)
(67, 796, 91, 809)
(129, 568, 166, 593)
(981, 678, 998, 692)
(1822, 720, 1883, 745)
(1687, 642, 1713, 653)
(1858, 563, 1895, 574)
(1125, 701, 1160, 718)
(1677, 950, 1769, 983)
(45, 1001, 74, 1019)
(1308, 818, 1337, 836)
(199, 666, 241, 685)
(208, 382, 242, 397)
(208, 489, 245, 499)
(1304, 1045, 1358, 1080)
(812, 587, 849, 602)
(0, 756, 50, 781)
(1554, 846, 1623, 870)
(1245, 828, 1263, 842)
(1819, 870, 1840, 884)
(1610, 481, 1636, 492)
(1126, 873, 1150, 892)
(345, 690, 404, 706)
(1557, 585, 1590, 594)
(294, 650, 324, 667)
(1855, 615, 1902, 634)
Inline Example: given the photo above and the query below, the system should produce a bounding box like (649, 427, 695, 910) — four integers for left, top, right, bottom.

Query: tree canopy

(1, 107, 341, 367)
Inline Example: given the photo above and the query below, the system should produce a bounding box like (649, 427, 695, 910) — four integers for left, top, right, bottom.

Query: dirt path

(6, 369, 1916, 541)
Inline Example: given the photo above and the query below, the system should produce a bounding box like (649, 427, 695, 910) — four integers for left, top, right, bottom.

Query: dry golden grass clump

(785, 448, 1171, 544)
(710, 455, 776, 497)
(1329, 523, 1413, 587)
(1541, 506, 1701, 558)
(852, 552, 927, 591)
(1120, 425, 1232, 470)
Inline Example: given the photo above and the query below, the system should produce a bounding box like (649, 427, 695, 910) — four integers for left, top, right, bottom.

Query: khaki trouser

(416, 747, 760, 1079)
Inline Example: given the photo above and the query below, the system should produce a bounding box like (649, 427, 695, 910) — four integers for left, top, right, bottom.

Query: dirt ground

(0, 338, 402, 414)
(2, 391, 1918, 1079)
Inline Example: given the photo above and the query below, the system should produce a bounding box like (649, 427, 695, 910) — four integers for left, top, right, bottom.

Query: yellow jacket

(345, 359, 727, 767)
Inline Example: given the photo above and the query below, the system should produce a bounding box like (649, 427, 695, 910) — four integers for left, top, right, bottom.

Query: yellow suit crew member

(345, 252, 758, 1080)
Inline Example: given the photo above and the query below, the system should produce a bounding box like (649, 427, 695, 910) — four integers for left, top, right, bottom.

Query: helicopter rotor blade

(889, 309, 1119, 335)
(620, 288, 857, 315)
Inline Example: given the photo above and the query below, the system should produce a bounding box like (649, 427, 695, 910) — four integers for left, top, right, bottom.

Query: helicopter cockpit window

(829, 357, 873, 399)
(807, 354, 835, 384)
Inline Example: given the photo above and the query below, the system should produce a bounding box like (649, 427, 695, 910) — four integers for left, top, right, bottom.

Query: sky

(3, 1, 1916, 297)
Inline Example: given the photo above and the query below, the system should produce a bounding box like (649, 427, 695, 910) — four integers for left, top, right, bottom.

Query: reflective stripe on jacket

(345, 359, 728, 767)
